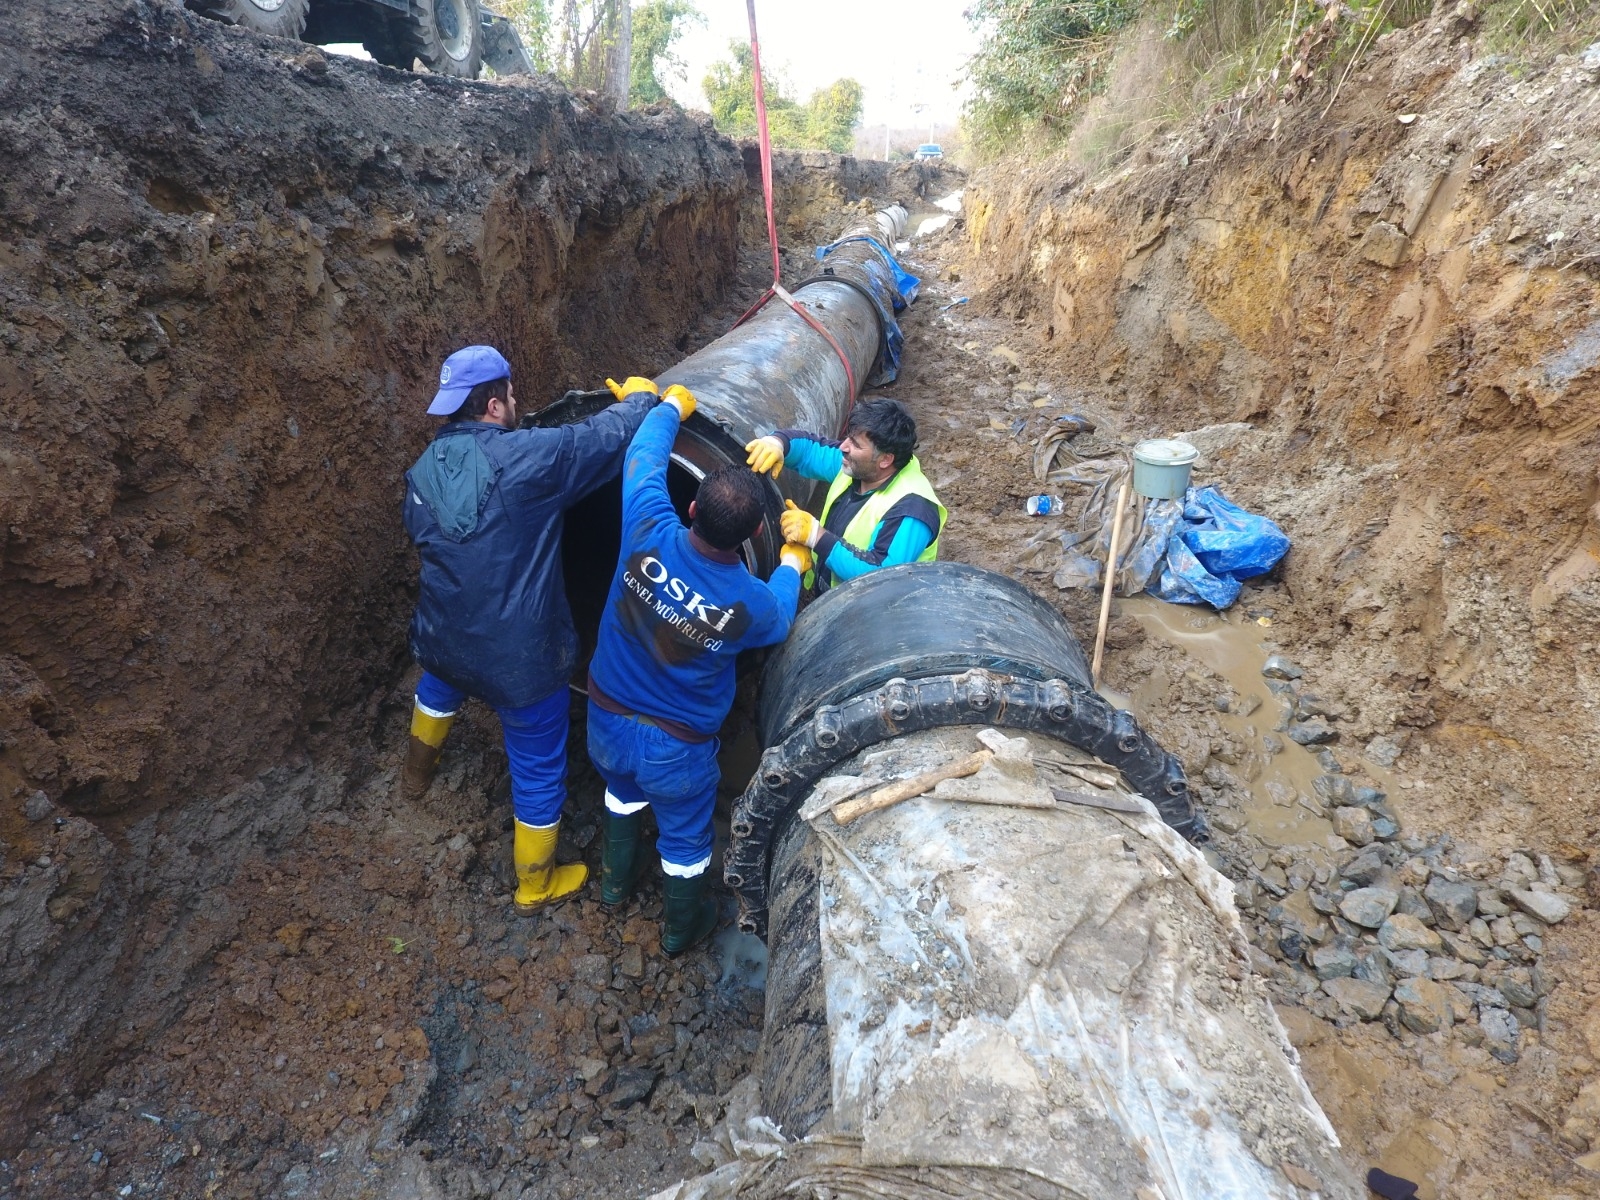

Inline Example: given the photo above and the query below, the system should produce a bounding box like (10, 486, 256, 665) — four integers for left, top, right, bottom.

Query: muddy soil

(6, 0, 1596, 1195)
(896, 237, 1600, 1198)
(0, 16, 950, 1184)
(0, 0, 750, 1164)
(887, 15, 1600, 1193)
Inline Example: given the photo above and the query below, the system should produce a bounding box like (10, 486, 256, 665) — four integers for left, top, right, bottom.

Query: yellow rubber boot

(513, 820, 588, 914)
(401, 701, 455, 801)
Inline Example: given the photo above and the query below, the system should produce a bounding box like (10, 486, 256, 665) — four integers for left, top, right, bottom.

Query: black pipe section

(527, 213, 910, 590)
(727, 563, 1201, 940)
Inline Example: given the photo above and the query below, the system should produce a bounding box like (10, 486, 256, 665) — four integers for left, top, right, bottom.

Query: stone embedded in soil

(1341, 886, 1401, 928)
(1262, 655, 1303, 680)
(1507, 888, 1572, 925)
(1511, 912, 1543, 938)
(573, 954, 612, 989)
(1394, 978, 1454, 1033)
(1371, 814, 1401, 840)
(1340, 844, 1392, 886)
(1313, 774, 1356, 806)
(1287, 719, 1338, 746)
(1498, 973, 1538, 1008)
(1323, 976, 1392, 1019)
(1476, 888, 1511, 917)
(1357, 220, 1412, 268)
(22, 791, 53, 821)
(1479, 1007, 1521, 1061)
(1297, 694, 1340, 721)
(605, 1068, 658, 1109)
(1424, 878, 1478, 930)
(1395, 888, 1435, 926)
(1441, 930, 1488, 966)
(1311, 943, 1358, 979)
(1427, 956, 1470, 982)
(1383, 948, 1430, 977)
(1365, 735, 1404, 767)
(1332, 806, 1375, 847)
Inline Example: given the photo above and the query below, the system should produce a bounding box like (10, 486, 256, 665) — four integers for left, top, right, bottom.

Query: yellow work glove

(779, 542, 814, 575)
(605, 376, 659, 401)
(744, 435, 786, 478)
(662, 384, 697, 421)
(781, 499, 822, 548)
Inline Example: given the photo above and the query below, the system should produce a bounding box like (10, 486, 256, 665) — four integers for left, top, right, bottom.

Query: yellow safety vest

(813, 455, 947, 587)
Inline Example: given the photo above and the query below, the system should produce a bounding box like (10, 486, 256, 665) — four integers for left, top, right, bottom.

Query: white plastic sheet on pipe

(655, 728, 1361, 1200)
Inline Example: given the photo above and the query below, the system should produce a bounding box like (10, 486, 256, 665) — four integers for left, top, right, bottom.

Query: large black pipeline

(727, 563, 1201, 942)
(526, 209, 1343, 1197)
(532, 207, 911, 642)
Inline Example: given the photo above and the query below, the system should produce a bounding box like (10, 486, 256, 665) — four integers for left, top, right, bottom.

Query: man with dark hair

(586, 390, 810, 954)
(744, 396, 947, 591)
(401, 343, 665, 914)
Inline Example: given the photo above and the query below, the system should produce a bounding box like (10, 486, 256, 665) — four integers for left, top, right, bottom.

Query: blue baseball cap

(428, 345, 512, 415)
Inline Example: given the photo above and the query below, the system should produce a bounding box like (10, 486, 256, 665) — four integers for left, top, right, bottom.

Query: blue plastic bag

(1148, 486, 1289, 608)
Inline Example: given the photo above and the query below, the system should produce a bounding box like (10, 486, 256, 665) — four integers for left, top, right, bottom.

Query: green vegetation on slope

(962, 0, 1599, 159)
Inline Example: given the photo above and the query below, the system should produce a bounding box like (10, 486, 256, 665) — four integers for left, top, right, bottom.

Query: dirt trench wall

(748, 148, 961, 247)
(0, 0, 743, 1147)
(965, 16, 1600, 848)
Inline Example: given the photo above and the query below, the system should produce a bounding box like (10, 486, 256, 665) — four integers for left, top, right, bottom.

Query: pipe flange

(726, 668, 1202, 939)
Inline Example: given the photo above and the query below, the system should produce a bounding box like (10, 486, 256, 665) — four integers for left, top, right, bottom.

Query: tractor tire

(363, 20, 416, 69)
(191, 0, 310, 41)
(398, 0, 482, 79)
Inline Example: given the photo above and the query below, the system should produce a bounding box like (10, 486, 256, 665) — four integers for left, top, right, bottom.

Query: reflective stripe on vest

(815, 455, 948, 586)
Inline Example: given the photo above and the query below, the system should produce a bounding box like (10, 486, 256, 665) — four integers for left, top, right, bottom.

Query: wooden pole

(1091, 482, 1131, 691)
(831, 750, 993, 826)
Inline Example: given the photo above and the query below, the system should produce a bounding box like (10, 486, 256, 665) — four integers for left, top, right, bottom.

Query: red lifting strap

(736, 0, 858, 425)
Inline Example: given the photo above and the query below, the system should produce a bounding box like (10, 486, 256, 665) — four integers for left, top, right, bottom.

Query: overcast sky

(663, 0, 977, 129)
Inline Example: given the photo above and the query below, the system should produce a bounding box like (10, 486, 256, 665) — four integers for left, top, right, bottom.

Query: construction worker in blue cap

(401, 344, 683, 914)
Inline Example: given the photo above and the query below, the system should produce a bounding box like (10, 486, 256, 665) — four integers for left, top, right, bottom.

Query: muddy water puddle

(1109, 596, 1400, 857)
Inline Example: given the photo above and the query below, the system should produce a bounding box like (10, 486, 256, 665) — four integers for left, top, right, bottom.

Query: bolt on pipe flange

(726, 667, 1201, 940)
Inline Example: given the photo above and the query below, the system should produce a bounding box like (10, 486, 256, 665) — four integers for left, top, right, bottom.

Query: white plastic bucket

(1132, 438, 1198, 500)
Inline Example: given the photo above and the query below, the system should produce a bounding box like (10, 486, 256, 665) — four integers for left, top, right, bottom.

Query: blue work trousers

(415, 671, 568, 827)
(585, 702, 719, 876)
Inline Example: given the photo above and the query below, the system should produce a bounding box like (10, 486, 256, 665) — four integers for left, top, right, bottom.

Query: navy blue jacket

(404, 393, 655, 708)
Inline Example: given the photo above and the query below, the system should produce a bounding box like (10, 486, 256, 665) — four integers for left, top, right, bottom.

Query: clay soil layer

(928, 13, 1599, 1198)
(0, 0, 744, 1156)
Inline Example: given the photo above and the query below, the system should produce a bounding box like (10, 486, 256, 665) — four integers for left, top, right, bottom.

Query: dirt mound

(927, 13, 1600, 1195)
(964, 13, 1600, 855)
(0, 0, 743, 1150)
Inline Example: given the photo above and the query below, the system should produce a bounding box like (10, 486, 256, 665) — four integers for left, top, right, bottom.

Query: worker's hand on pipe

(781, 499, 822, 548)
(744, 436, 786, 478)
(605, 376, 659, 401)
(662, 384, 696, 421)
(779, 542, 814, 575)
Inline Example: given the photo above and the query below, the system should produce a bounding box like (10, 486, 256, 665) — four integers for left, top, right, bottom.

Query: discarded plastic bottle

(1025, 494, 1065, 516)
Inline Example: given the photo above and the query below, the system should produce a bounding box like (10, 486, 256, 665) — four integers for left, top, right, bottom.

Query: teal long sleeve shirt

(777, 432, 938, 586)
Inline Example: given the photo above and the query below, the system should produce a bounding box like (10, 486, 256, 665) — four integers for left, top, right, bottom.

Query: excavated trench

(0, 3, 959, 1196)
(7, 1, 1599, 1198)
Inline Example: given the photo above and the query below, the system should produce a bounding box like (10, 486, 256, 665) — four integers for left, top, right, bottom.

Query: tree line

(498, 0, 863, 154)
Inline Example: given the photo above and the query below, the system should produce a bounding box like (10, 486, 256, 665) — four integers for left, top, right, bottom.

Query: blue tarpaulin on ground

(1148, 486, 1291, 608)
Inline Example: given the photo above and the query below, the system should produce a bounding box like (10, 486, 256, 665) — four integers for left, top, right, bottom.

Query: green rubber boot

(600, 812, 644, 906)
(661, 872, 718, 956)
